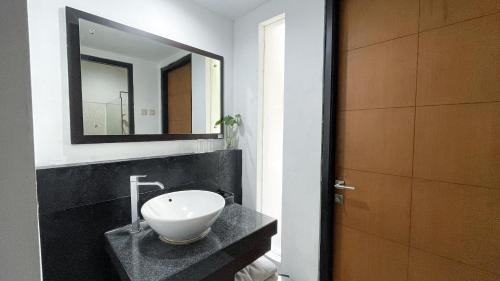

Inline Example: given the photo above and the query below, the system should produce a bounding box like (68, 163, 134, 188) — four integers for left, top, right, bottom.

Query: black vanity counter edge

(105, 204, 277, 281)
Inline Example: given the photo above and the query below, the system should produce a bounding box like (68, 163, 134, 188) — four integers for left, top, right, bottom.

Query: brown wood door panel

(329, 2, 500, 281)
(166, 62, 192, 134)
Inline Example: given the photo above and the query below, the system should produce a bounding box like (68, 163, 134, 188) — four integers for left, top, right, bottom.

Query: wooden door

(327, 1, 500, 281)
(166, 62, 192, 134)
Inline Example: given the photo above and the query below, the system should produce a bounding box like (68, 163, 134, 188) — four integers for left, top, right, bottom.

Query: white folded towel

(235, 256, 277, 281)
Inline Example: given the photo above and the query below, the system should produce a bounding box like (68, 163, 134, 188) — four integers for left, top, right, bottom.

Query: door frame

(319, 0, 340, 280)
(160, 54, 192, 134)
(80, 54, 135, 135)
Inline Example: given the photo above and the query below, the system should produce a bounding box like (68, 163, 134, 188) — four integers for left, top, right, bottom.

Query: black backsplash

(36, 150, 242, 281)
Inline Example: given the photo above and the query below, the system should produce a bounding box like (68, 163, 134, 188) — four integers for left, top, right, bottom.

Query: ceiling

(78, 1, 272, 61)
(79, 19, 184, 63)
(192, 0, 271, 19)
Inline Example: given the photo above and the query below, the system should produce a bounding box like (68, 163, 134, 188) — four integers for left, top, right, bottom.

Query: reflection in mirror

(81, 55, 133, 135)
(78, 18, 222, 136)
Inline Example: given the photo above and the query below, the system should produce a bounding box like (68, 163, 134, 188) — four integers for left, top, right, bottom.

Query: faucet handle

(130, 175, 147, 182)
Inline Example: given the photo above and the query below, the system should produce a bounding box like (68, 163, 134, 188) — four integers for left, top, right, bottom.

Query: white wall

(233, 0, 285, 211)
(0, 0, 41, 280)
(233, 0, 325, 280)
(27, 0, 232, 167)
(280, 1, 324, 280)
(158, 50, 190, 68)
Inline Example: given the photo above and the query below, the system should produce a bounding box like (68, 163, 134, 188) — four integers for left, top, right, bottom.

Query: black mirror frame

(66, 7, 224, 144)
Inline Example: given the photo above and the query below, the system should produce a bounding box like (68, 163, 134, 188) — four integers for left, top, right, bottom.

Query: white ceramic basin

(141, 190, 225, 244)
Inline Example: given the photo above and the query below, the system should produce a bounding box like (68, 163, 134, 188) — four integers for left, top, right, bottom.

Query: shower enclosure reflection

(81, 56, 133, 135)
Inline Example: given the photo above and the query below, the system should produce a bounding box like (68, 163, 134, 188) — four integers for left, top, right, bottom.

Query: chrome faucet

(130, 175, 165, 233)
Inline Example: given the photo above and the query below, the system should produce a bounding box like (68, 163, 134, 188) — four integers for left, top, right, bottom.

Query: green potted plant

(215, 114, 241, 149)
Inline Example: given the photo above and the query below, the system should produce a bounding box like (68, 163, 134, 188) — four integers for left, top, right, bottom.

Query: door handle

(334, 180, 354, 205)
(334, 180, 355, 190)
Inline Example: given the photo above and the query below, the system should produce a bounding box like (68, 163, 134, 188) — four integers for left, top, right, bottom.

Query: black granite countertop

(105, 204, 277, 281)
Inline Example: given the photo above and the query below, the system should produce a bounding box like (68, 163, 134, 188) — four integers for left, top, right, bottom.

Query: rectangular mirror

(66, 7, 223, 143)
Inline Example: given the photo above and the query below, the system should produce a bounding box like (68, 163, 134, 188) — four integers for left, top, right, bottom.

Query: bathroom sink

(141, 190, 225, 244)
